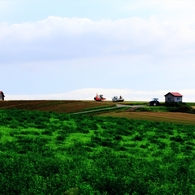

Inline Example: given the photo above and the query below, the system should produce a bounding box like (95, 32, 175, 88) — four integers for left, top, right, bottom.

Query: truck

(112, 96, 124, 102)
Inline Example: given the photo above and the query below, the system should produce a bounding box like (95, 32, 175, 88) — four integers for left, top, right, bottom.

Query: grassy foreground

(1, 108, 195, 194)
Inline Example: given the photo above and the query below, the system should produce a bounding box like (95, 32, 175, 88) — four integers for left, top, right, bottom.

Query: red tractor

(94, 94, 106, 101)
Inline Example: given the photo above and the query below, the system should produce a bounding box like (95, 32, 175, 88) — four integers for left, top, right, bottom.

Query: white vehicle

(112, 96, 124, 102)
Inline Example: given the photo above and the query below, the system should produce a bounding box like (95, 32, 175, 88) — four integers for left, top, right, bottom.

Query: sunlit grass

(1, 108, 195, 194)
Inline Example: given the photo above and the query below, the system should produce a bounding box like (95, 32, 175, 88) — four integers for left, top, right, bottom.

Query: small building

(0, 91, 5, 101)
(164, 92, 182, 103)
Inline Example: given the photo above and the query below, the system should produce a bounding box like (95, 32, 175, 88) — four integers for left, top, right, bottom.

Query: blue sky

(1, 0, 195, 101)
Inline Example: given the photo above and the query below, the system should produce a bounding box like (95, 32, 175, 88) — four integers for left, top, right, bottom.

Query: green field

(1, 108, 195, 194)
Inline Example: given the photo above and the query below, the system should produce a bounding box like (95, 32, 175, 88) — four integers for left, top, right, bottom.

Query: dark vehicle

(0, 91, 5, 101)
(149, 98, 160, 106)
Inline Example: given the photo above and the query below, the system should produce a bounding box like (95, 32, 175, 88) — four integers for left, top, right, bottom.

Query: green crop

(0, 108, 195, 194)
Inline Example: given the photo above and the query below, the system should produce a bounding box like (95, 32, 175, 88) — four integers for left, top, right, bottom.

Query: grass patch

(1, 108, 195, 194)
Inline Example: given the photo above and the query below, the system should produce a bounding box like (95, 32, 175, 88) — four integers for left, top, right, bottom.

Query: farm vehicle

(112, 96, 124, 102)
(149, 98, 160, 106)
(94, 94, 106, 101)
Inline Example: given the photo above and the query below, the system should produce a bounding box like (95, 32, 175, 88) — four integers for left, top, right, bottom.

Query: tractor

(149, 98, 160, 106)
(94, 94, 106, 101)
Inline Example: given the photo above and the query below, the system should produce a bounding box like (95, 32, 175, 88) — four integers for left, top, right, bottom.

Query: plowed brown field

(0, 100, 195, 125)
(97, 111, 195, 125)
(0, 100, 116, 113)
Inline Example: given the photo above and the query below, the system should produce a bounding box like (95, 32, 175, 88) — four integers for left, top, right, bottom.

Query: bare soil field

(0, 100, 116, 113)
(0, 100, 195, 125)
(97, 111, 195, 125)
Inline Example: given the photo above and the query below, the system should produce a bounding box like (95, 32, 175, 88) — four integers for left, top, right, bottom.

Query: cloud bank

(1, 3, 195, 101)
(1, 16, 195, 64)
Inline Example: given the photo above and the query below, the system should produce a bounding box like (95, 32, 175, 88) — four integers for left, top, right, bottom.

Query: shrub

(165, 102, 194, 113)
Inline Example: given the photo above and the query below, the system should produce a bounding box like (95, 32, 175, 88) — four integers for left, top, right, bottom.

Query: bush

(165, 102, 194, 113)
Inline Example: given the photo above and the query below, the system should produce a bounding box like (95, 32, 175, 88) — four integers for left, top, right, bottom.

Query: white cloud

(1, 16, 195, 64)
(1, 0, 195, 102)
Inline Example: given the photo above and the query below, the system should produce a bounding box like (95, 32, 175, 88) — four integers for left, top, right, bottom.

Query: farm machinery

(112, 96, 124, 102)
(94, 94, 106, 101)
(149, 98, 160, 106)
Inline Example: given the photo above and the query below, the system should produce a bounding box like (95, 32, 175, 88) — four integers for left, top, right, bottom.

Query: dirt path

(70, 106, 121, 115)
(70, 104, 146, 114)
(116, 104, 145, 108)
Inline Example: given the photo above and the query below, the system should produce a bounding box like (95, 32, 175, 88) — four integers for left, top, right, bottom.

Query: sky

(1, 0, 195, 101)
